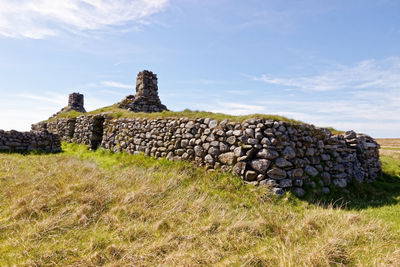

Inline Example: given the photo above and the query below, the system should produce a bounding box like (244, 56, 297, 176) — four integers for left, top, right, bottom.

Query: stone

(226, 136, 236, 145)
(293, 179, 303, 187)
(271, 187, 285, 196)
(257, 149, 279, 159)
(250, 159, 271, 173)
(245, 170, 258, 181)
(204, 154, 214, 165)
(321, 172, 331, 186)
(305, 165, 319, 177)
(279, 179, 292, 188)
(259, 179, 278, 187)
(218, 152, 237, 165)
(247, 138, 259, 145)
(305, 147, 315, 156)
(208, 147, 220, 156)
(293, 187, 306, 197)
(333, 178, 347, 188)
(267, 168, 287, 179)
(194, 146, 204, 157)
(275, 158, 293, 168)
(234, 147, 244, 157)
(209, 120, 219, 129)
(232, 130, 243, 136)
(233, 162, 246, 176)
(283, 146, 296, 159)
(322, 187, 330, 194)
(292, 168, 304, 178)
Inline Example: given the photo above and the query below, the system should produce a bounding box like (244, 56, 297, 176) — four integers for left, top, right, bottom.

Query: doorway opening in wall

(91, 117, 105, 150)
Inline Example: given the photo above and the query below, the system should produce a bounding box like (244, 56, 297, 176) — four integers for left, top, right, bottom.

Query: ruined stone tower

(119, 70, 168, 112)
(50, 92, 87, 118)
(67, 93, 86, 113)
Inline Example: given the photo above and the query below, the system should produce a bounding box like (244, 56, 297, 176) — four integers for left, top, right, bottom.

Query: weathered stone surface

(305, 165, 319, 177)
(279, 179, 292, 188)
(275, 158, 293, 168)
(250, 159, 271, 173)
(218, 152, 237, 165)
(245, 170, 258, 181)
(333, 178, 347, 188)
(259, 179, 278, 187)
(271, 187, 285, 196)
(283, 146, 296, 159)
(233, 162, 246, 176)
(293, 187, 306, 197)
(257, 149, 279, 159)
(292, 168, 304, 178)
(267, 168, 287, 179)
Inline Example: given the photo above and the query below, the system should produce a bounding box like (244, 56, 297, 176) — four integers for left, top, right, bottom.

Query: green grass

(0, 143, 399, 266)
(49, 105, 304, 124)
(46, 105, 345, 134)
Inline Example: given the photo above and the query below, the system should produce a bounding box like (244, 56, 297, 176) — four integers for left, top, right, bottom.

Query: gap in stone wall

(68, 119, 76, 139)
(91, 117, 105, 150)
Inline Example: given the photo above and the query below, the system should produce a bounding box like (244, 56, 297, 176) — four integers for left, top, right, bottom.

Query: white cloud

(202, 101, 266, 116)
(0, 0, 169, 39)
(255, 57, 400, 91)
(101, 80, 134, 89)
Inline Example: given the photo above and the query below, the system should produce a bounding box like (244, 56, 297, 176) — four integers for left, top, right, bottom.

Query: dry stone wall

(0, 130, 61, 153)
(33, 115, 382, 196)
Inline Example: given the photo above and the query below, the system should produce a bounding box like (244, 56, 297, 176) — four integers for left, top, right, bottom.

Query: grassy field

(0, 143, 399, 266)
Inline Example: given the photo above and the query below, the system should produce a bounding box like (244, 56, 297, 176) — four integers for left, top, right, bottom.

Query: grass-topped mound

(47, 105, 343, 134)
(0, 142, 399, 265)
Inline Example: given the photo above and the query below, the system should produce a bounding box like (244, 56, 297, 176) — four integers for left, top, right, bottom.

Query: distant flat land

(377, 138, 400, 157)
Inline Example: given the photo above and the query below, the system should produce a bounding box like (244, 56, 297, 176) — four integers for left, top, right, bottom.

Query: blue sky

(0, 0, 399, 137)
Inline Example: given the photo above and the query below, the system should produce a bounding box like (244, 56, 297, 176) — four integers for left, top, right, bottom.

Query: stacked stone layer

(119, 70, 168, 113)
(50, 93, 86, 119)
(0, 130, 61, 153)
(33, 115, 382, 195)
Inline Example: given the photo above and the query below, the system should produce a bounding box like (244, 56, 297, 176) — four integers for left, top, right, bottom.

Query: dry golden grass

(377, 138, 400, 148)
(0, 143, 399, 266)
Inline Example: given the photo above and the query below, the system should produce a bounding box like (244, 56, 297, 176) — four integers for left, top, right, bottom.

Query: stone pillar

(118, 70, 168, 112)
(68, 93, 85, 112)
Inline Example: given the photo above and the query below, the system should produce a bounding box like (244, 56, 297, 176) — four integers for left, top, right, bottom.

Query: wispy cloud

(255, 57, 400, 91)
(204, 101, 266, 116)
(101, 81, 134, 89)
(17, 92, 66, 106)
(0, 0, 169, 39)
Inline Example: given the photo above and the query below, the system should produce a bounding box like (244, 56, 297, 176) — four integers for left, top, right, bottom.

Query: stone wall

(34, 115, 382, 196)
(0, 130, 61, 153)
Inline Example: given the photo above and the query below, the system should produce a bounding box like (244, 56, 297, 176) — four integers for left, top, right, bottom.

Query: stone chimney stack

(118, 70, 168, 113)
(68, 93, 86, 113)
(49, 92, 87, 119)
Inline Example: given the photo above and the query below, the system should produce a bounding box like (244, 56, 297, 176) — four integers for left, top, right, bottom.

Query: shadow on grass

(301, 172, 400, 210)
(0, 149, 61, 156)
